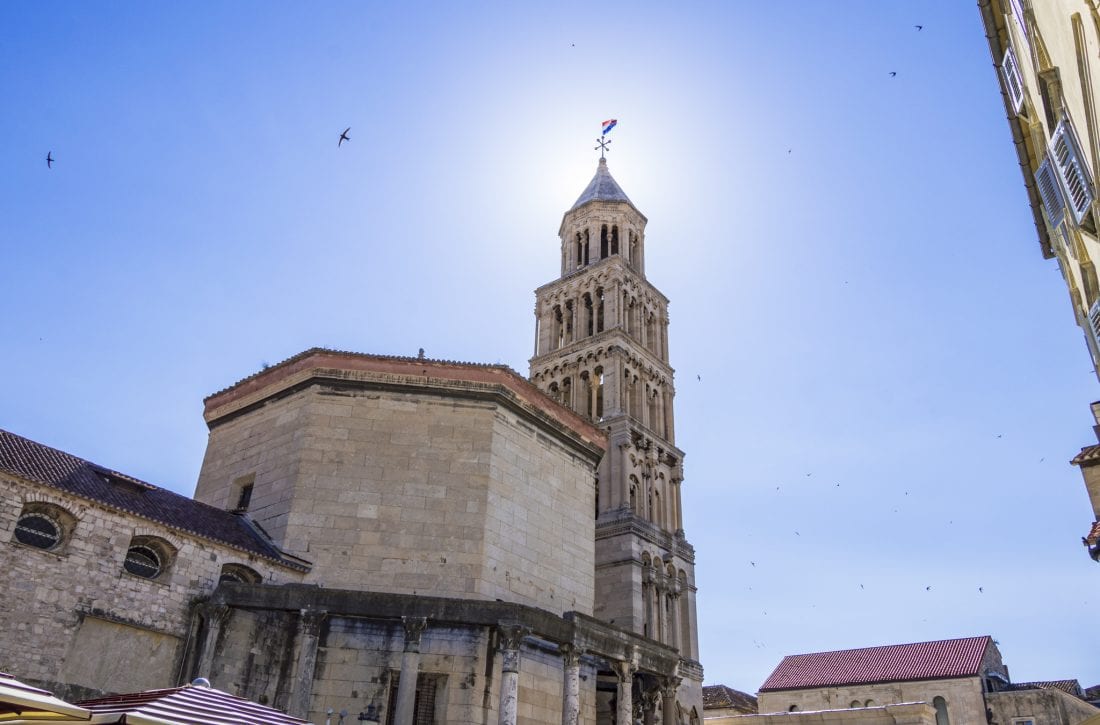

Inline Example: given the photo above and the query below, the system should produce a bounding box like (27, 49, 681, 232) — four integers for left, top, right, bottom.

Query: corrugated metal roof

(77, 684, 308, 724)
(0, 429, 306, 570)
(759, 636, 993, 691)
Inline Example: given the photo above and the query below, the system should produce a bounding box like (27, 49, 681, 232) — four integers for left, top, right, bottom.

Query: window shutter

(1051, 119, 1095, 223)
(1035, 156, 1066, 229)
(1009, 0, 1030, 52)
(1001, 47, 1025, 113)
(1088, 298, 1100, 349)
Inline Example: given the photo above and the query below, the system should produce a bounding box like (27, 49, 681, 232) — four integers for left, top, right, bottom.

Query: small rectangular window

(385, 674, 440, 725)
(230, 474, 255, 513)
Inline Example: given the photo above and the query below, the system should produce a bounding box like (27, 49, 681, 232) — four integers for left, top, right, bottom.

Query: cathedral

(0, 156, 703, 724)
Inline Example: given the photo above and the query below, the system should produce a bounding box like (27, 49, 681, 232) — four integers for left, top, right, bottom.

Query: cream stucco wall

(759, 678, 985, 725)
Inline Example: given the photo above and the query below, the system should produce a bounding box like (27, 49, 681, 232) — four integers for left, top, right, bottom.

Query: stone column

(288, 607, 327, 719)
(642, 687, 660, 725)
(497, 624, 528, 725)
(662, 677, 681, 725)
(612, 658, 636, 725)
(393, 617, 428, 725)
(669, 581, 683, 652)
(195, 603, 230, 681)
(560, 644, 582, 725)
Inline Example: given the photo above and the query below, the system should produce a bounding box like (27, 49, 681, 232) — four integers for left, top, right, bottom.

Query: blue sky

(2, 2, 1097, 693)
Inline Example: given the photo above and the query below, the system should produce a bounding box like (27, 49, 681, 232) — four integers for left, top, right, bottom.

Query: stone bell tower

(529, 156, 704, 714)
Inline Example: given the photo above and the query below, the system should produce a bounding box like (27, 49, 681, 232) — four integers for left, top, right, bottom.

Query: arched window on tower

(564, 300, 574, 344)
(611, 225, 620, 255)
(629, 476, 639, 514)
(553, 306, 563, 350)
(596, 288, 605, 332)
(594, 366, 604, 419)
(561, 377, 572, 409)
(575, 233, 584, 270)
(583, 229, 591, 266)
(600, 224, 609, 259)
(580, 371, 593, 419)
(583, 293, 594, 337)
(648, 388, 659, 430)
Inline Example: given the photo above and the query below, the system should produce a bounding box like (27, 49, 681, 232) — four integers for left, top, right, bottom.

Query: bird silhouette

(860, 584, 864, 590)
(915, 25, 923, 31)
(995, 434, 1003, 438)
(750, 561, 756, 567)
(46, 152, 53, 169)
(925, 586, 932, 591)
(697, 374, 701, 381)
(339, 128, 351, 146)
(979, 587, 984, 593)
(889, 71, 897, 77)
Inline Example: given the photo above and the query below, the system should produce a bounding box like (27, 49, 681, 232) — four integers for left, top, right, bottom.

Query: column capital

(662, 675, 682, 698)
(200, 602, 231, 625)
(402, 616, 428, 653)
(498, 623, 529, 674)
(611, 657, 637, 682)
(298, 607, 327, 636)
(559, 643, 584, 667)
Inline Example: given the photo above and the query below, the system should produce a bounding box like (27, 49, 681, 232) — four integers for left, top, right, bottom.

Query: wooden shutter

(1035, 156, 1066, 229)
(1001, 47, 1025, 113)
(1088, 298, 1100, 349)
(1051, 119, 1095, 224)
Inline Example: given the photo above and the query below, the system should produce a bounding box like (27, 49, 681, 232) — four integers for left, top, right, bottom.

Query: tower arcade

(529, 156, 704, 713)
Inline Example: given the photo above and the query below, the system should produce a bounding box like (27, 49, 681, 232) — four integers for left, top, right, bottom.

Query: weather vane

(595, 118, 617, 159)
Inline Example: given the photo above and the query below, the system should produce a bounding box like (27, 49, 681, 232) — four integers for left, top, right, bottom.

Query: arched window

(611, 225, 619, 255)
(629, 477, 639, 513)
(850, 701, 862, 709)
(123, 536, 176, 581)
(12, 502, 76, 553)
(789, 706, 799, 712)
(933, 697, 949, 725)
(219, 563, 262, 584)
(583, 294, 594, 337)
(594, 366, 604, 419)
(600, 224, 609, 258)
(595, 288, 605, 332)
(553, 306, 563, 350)
(564, 300, 574, 343)
(864, 700, 875, 707)
(575, 233, 584, 269)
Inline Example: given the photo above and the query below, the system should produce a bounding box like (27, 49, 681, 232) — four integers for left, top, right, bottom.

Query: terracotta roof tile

(0, 428, 306, 570)
(1007, 680, 1085, 698)
(1071, 444, 1100, 466)
(703, 684, 758, 713)
(759, 636, 993, 692)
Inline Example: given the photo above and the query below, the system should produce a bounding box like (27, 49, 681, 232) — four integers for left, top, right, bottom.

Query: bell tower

(529, 156, 704, 704)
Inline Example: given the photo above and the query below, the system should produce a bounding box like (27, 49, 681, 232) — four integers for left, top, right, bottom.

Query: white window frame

(1001, 46, 1025, 113)
(1009, 0, 1031, 54)
(1050, 118, 1096, 224)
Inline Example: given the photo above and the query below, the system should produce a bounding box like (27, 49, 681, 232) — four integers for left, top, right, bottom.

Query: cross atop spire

(595, 136, 611, 159)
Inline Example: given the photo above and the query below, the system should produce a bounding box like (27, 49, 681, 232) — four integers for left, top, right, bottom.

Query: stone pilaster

(393, 616, 427, 725)
(288, 607, 327, 719)
(662, 676, 681, 725)
(195, 603, 229, 682)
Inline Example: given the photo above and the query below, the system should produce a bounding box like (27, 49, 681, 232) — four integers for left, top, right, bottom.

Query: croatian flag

(602, 119, 618, 135)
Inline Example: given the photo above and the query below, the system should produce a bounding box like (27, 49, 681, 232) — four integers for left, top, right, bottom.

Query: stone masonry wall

(759, 677, 986, 725)
(987, 689, 1100, 725)
(483, 410, 597, 615)
(0, 474, 299, 699)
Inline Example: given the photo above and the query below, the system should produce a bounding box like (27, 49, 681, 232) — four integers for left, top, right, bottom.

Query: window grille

(1001, 46, 1025, 113)
(385, 675, 438, 725)
(1051, 119, 1095, 224)
(14, 513, 61, 550)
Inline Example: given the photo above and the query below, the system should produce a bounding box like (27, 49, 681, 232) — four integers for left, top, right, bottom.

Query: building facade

(978, 0, 1100, 560)
(0, 157, 704, 725)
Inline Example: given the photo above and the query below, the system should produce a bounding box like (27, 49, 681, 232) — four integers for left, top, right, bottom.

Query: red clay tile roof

(1071, 444, 1100, 466)
(759, 636, 993, 692)
(1007, 680, 1085, 698)
(77, 683, 309, 724)
(0, 428, 306, 570)
(703, 684, 758, 713)
(1085, 520, 1100, 547)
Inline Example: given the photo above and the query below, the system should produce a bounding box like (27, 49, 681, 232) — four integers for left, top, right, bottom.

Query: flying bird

(915, 25, 923, 31)
(979, 587, 984, 593)
(925, 586, 932, 591)
(750, 561, 756, 567)
(889, 71, 897, 77)
(697, 374, 701, 381)
(46, 152, 53, 169)
(338, 128, 351, 146)
(859, 584, 864, 590)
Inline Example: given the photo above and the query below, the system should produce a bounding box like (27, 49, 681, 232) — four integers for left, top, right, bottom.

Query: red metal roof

(759, 636, 993, 691)
(77, 683, 308, 724)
